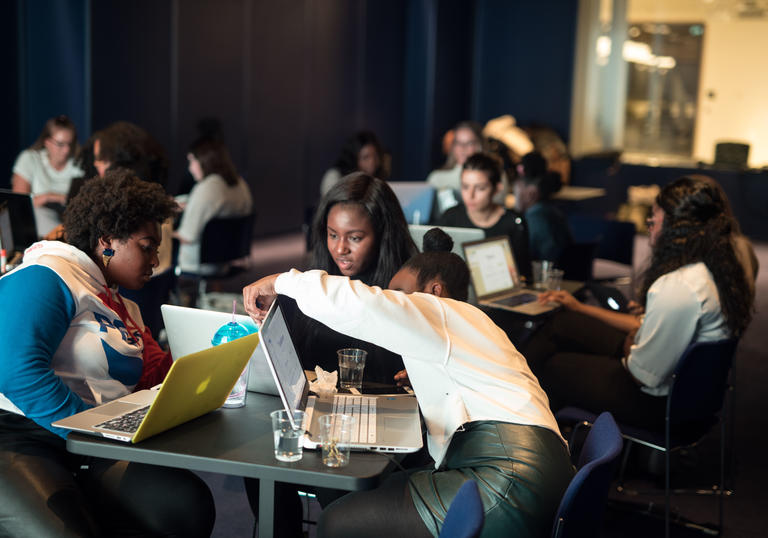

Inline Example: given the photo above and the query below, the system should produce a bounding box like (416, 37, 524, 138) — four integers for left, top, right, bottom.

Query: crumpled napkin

(309, 366, 338, 398)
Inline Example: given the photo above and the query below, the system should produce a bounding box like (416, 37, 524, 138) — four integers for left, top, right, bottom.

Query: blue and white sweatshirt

(0, 241, 148, 437)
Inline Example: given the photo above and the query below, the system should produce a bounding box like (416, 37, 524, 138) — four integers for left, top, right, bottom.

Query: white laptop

(53, 333, 259, 443)
(260, 298, 423, 453)
(161, 304, 278, 395)
(408, 225, 484, 260)
(463, 236, 558, 316)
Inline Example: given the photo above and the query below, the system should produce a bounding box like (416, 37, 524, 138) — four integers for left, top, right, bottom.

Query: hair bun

(423, 228, 453, 253)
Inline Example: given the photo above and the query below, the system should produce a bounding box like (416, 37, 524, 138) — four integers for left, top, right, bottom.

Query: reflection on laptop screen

(464, 237, 520, 296)
(261, 301, 306, 414)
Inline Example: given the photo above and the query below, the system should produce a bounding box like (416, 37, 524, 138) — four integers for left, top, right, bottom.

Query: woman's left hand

(243, 274, 280, 324)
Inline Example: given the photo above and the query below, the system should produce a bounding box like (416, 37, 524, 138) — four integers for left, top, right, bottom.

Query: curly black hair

(639, 175, 753, 337)
(63, 168, 178, 255)
(401, 228, 470, 301)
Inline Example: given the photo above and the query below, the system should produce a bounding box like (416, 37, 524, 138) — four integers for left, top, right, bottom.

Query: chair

(556, 339, 739, 538)
(558, 240, 599, 282)
(567, 214, 636, 287)
(176, 212, 256, 308)
(552, 412, 623, 538)
(439, 479, 484, 538)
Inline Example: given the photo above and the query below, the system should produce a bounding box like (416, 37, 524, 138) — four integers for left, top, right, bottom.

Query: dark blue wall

(18, 0, 88, 146)
(0, 1, 19, 188)
(5, 0, 580, 234)
(472, 0, 578, 143)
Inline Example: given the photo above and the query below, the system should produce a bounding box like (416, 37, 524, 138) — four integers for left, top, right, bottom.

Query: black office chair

(713, 142, 749, 168)
(176, 212, 256, 308)
(439, 479, 484, 538)
(568, 214, 636, 287)
(557, 339, 739, 538)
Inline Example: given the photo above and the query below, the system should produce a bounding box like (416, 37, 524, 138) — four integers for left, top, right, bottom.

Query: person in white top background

(11, 115, 83, 235)
(522, 175, 753, 430)
(174, 138, 253, 275)
(243, 230, 574, 537)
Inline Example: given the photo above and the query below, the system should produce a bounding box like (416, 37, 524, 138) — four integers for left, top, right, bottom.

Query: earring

(102, 248, 115, 268)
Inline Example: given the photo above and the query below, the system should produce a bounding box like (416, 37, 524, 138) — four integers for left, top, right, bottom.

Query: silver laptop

(161, 304, 277, 395)
(53, 333, 259, 443)
(463, 236, 558, 316)
(260, 298, 423, 453)
(408, 225, 484, 259)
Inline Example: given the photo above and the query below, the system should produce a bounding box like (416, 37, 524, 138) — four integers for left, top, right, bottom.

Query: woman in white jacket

(243, 240, 574, 537)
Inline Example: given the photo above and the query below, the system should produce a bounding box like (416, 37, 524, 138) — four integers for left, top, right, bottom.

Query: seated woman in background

(513, 151, 573, 263)
(243, 245, 574, 538)
(523, 175, 753, 430)
(427, 120, 484, 214)
(320, 130, 388, 196)
(174, 138, 253, 275)
(11, 115, 83, 235)
(0, 170, 214, 537)
(437, 152, 533, 280)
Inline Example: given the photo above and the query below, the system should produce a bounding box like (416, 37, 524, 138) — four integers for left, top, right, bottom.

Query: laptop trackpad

(91, 400, 146, 417)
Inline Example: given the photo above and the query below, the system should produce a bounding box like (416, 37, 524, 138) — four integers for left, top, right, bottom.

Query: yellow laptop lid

(132, 332, 259, 443)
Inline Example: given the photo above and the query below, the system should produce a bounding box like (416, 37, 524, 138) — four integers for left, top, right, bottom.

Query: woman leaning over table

(244, 267, 574, 538)
(0, 170, 214, 537)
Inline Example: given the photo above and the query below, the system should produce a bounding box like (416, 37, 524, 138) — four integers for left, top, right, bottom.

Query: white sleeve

(12, 150, 36, 182)
(625, 274, 701, 388)
(175, 179, 223, 243)
(275, 269, 450, 363)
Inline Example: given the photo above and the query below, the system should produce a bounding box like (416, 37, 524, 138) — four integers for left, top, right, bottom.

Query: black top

(437, 204, 533, 280)
(279, 293, 405, 386)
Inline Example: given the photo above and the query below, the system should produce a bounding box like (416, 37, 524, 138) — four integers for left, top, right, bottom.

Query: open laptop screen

(260, 299, 307, 417)
(463, 236, 520, 297)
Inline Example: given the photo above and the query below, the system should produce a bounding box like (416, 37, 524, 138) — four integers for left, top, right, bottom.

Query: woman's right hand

(538, 289, 582, 311)
(394, 369, 410, 387)
(243, 274, 280, 325)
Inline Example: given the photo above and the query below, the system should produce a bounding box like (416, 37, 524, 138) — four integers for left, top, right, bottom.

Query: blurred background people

(320, 130, 388, 197)
(11, 115, 82, 235)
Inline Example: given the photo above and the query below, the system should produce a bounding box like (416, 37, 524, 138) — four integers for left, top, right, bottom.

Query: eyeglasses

(47, 137, 71, 149)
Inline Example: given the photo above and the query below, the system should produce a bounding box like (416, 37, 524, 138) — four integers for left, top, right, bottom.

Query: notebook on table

(160, 304, 277, 395)
(463, 236, 558, 316)
(52, 332, 259, 443)
(259, 297, 423, 453)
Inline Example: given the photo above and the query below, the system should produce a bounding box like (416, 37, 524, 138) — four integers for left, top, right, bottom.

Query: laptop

(0, 189, 38, 252)
(408, 224, 484, 260)
(259, 298, 423, 453)
(463, 236, 558, 316)
(160, 304, 277, 395)
(388, 181, 435, 225)
(53, 332, 259, 442)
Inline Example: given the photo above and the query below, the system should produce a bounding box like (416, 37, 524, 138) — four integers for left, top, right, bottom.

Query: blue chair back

(667, 339, 738, 443)
(552, 412, 623, 538)
(439, 479, 484, 538)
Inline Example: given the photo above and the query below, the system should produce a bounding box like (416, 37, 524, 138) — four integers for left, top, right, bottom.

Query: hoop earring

(102, 248, 114, 268)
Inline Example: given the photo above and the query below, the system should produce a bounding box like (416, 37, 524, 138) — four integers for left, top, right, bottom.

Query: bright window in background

(570, 0, 768, 168)
(622, 23, 703, 158)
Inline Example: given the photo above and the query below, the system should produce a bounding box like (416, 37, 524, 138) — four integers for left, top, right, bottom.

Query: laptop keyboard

(95, 405, 150, 434)
(496, 292, 538, 307)
(333, 395, 377, 444)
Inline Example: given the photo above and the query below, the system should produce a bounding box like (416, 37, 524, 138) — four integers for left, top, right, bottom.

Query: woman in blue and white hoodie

(0, 170, 215, 537)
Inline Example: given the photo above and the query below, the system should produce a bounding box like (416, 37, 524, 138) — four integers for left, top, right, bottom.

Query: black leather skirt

(409, 421, 574, 537)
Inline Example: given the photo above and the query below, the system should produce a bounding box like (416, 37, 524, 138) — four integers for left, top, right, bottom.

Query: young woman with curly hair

(0, 170, 215, 537)
(523, 175, 753, 429)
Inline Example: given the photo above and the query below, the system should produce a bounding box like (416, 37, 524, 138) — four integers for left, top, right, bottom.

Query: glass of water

(270, 409, 306, 462)
(337, 348, 367, 390)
